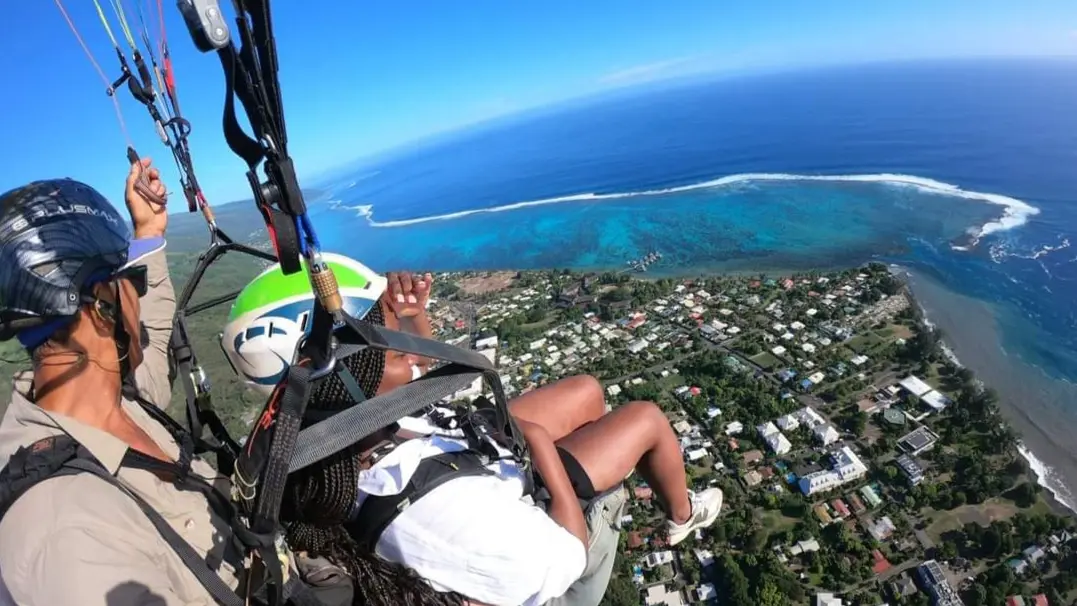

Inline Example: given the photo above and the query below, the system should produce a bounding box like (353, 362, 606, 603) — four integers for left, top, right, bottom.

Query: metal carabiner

(308, 355, 338, 381)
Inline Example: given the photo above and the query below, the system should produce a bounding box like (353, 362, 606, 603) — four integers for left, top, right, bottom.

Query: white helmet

(220, 253, 386, 396)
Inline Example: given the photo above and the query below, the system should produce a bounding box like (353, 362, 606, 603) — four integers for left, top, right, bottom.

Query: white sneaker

(666, 488, 723, 546)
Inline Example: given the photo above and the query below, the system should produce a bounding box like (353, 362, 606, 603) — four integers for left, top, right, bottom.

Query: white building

(765, 432, 792, 455)
(725, 421, 744, 436)
(692, 583, 717, 603)
(814, 424, 840, 446)
(627, 339, 648, 354)
(833, 446, 868, 482)
(776, 413, 800, 431)
(799, 446, 868, 495)
(686, 448, 708, 462)
(796, 406, 826, 428)
(644, 550, 675, 569)
(528, 338, 548, 351)
(474, 335, 499, 350)
(757, 422, 780, 438)
(899, 375, 933, 397)
(921, 390, 951, 411)
(799, 470, 843, 496)
(477, 348, 497, 365)
(645, 585, 683, 606)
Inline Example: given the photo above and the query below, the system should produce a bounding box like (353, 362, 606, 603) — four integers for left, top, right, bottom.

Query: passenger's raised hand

(384, 271, 433, 319)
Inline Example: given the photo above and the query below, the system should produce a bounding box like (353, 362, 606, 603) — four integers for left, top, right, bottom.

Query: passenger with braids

(223, 267, 725, 606)
(281, 305, 465, 606)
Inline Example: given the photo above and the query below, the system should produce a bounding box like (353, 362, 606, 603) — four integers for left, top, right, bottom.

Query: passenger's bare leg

(508, 375, 606, 442)
(554, 401, 692, 524)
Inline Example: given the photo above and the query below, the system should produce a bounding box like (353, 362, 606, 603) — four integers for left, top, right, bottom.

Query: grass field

(922, 497, 1052, 542)
(761, 509, 801, 533)
(750, 352, 783, 370)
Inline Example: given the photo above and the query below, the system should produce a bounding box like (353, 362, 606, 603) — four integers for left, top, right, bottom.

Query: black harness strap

(232, 361, 315, 606)
(289, 363, 481, 474)
(346, 450, 495, 549)
(209, 5, 302, 275)
(58, 457, 246, 606)
(283, 320, 533, 479)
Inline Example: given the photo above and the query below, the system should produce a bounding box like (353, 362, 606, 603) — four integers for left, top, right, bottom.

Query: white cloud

(597, 56, 702, 87)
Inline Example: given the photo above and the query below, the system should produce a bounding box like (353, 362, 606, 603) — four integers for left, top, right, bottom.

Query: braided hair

(281, 303, 463, 606)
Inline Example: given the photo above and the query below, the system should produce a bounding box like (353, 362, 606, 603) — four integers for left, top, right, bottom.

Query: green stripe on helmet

(228, 254, 377, 321)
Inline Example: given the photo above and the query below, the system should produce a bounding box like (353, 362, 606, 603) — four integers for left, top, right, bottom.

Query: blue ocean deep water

(308, 58, 1077, 507)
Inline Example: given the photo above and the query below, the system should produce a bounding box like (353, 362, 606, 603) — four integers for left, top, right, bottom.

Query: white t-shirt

(0, 570, 14, 606)
(354, 419, 586, 606)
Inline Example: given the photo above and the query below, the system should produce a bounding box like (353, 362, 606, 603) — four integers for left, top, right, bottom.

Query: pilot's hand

(384, 272, 433, 319)
(125, 157, 168, 239)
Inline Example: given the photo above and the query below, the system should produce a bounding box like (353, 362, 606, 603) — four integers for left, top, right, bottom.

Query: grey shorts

(542, 484, 629, 606)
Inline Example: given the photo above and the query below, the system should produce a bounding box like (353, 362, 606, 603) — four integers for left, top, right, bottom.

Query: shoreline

(896, 265, 1077, 516)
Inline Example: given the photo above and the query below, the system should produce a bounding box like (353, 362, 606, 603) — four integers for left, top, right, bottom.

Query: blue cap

(16, 236, 166, 350)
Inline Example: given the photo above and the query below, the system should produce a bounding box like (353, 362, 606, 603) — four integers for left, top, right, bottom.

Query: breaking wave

(335, 172, 1039, 245)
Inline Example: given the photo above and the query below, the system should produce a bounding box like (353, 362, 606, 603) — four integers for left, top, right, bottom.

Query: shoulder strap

(0, 437, 248, 606)
(346, 450, 495, 549)
(58, 457, 247, 606)
(0, 435, 80, 520)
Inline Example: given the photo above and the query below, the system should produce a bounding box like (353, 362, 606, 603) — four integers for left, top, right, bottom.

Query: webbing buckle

(191, 366, 210, 395)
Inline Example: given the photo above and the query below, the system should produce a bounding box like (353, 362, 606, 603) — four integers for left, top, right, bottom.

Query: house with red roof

(871, 550, 891, 575)
(832, 499, 851, 518)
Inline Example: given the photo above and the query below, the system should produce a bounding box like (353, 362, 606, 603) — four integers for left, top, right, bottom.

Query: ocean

(306, 58, 1077, 510)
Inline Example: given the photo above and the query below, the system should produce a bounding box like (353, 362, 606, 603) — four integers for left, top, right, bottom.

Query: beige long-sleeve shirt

(0, 247, 243, 605)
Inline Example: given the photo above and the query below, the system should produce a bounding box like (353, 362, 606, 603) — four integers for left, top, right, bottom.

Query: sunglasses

(114, 264, 149, 298)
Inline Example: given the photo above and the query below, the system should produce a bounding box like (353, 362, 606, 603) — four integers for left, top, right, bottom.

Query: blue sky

(2, 0, 1076, 207)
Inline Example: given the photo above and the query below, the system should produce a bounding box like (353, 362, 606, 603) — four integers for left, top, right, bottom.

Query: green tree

(965, 583, 987, 606)
(600, 576, 641, 606)
(756, 581, 784, 606)
(717, 555, 752, 606)
(1007, 481, 1038, 508)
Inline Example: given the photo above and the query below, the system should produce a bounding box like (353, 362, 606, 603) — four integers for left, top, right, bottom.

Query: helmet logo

(10, 204, 120, 233)
(230, 315, 303, 386)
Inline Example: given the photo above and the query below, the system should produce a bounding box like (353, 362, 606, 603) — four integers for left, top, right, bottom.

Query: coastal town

(1, 253, 1070, 606)
(423, 265, 1077, 606)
